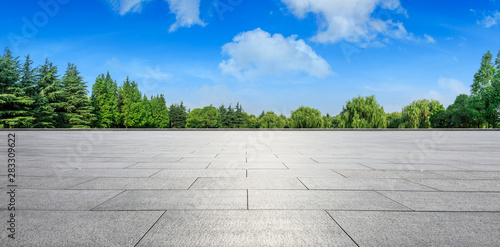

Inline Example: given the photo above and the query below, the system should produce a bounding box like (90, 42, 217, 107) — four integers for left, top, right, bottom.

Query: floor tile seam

(373, 191, 415, 211)
(133, 210, 167, 247)
(89, 190, 127, 211)
(325, 210, 360, 247)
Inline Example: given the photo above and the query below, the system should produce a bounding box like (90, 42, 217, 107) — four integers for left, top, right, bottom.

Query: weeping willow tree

(340, 95, 386, 128)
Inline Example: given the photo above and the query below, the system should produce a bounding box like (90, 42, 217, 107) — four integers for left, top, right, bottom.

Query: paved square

(2, 130, 500, 246)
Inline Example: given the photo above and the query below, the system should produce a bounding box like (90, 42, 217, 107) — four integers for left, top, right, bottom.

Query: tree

(340, 95, 386, 128)
(186, 106, 221, 128)
(0, 48, 34, 128)
(290, 106, 323, 128)
(468, 51, 500, 128)
(386, 112, 402, 128)
(117, 77, 145, 128)
(91, 72, 119, 128)
(443, 94, 472, 128)
(258, 111, 286, 128)
(61, 63, 93, 128)
(169, 101, 188, 128)
(149, 94, 170, 128)
(400, 99, 444, 128)
(39, 59, 69, 128)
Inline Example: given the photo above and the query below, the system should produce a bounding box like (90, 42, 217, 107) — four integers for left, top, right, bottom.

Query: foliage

(290, 106, 323, 128)
(340, 95, 386, 128)
(169, 101, 188, 128)
(91, 72, 118, 128)
(258, 111, 287, 128)
(61, 63, 93, 128)
(400, 99, 444, 128)
(186, 106, 221, 128)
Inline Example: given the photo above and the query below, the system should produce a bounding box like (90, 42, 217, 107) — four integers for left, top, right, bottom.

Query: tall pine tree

(61, 63, 94, 128)
(0, 48, 34, 128)
(91, 72, 118, 128)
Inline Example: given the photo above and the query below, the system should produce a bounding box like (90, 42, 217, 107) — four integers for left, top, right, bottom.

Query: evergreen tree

(61, 63, 93, 128)
(169, 101, 188, 128)
(149, 94, 170, 128)
(38, 59, 68, 127)
(0, 48, 34, 128)
(218, 104, 228, 128)
(91, 72, 118, 128)
(118, 77, 145, 128)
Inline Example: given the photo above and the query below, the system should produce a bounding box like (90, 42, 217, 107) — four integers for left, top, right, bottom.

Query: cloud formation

(219, 28, 333, 81)
(103, 0, 205, 31)
(166, 0, 206, 32)
(477, 11, 500, 28)
(438, 77, 469, 95)
(280, 0, 433, 46)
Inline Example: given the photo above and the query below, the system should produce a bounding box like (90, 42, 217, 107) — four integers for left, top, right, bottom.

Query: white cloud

(166, 0, 206, 32)
(477, 11, 500, 28)
(103, 0, 205, 32)
(438, 77, 469, 95)
(280, 0, 432, 46)
(104, 0, 148, 15)
(219, 28, 333, 81)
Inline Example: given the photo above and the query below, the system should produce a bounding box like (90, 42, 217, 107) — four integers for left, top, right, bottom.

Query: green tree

(469, 51, 500, 127)
(290, 106, 323, 128)
(61, 63, 93, 128)
(186, 105, 221, 128)
(386, 112, 402, 128)
(340, 95, 386, 128)
(400, 99, 444, 128)
(91, 72, 119, 128)
(443, 94, 472, 128)
(149, 94, 170, 128)
(0, 48, 34, 128)
(118, 77, 145, 128)
(258, 111, 286, 128)
(169, 101, 188, 128)
(38, 59, 68, 127)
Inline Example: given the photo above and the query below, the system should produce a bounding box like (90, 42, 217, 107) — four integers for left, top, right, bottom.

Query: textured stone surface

(0, 210, 164, 247)
(136, 210, 356, 247)
(329, 211, 500, 246)
(2, 130, 499, 246)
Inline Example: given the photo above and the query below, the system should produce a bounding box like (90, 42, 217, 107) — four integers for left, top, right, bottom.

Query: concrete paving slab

(208, 162, 287, 169)
(127, 162, 209, 169)
(190, 177, 307, 190)
(70, 177, 196, 190)
(136, 210, 356, 246)
(0, 176, 93, 189)
(15, 189, 122, 210)
(152, 169, 246, 178)
(328, 211, 500, 247)
(430, 170, 500, 179)
(249, 190, 410, 210)
(299, 177, 436, 191)
(361, 163, 464, 171)
(379, 191, 500, 211)
(60, 168, 160, 178)
(0, 210, 163, 247)
(0, 168, 76, 177)
(248, 169, 345, 178)
(284, 162, 372, 170)
(334, 170, 448, 179)
(407, 178, 500, 191)
(93, 190, 246, 210)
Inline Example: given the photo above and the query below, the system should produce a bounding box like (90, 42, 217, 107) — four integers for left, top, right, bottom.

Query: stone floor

(1, 130, 500, 246)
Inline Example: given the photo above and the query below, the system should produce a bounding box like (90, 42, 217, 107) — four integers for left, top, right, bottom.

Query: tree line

(1, 48, 499, 129)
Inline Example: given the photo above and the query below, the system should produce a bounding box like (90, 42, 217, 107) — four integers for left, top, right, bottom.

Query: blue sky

(1, 0, 499, 116)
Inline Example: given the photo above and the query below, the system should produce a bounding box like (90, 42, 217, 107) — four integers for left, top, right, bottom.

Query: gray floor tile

(379, 191, 500, 211)
(328, 211, 500, 247)
(70, 177, 196, 190)
(0, 210, 163, 247)
(190, 177, 307, 190)
(15, 189, 122, 210)
(93, 190, 247, 210)
(299, 177, 435, 191)
(248, 169, 344, 178)
(249, 190, 410, 210)
(152, 169, 246, 178)
(137, 210, 356, 246)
